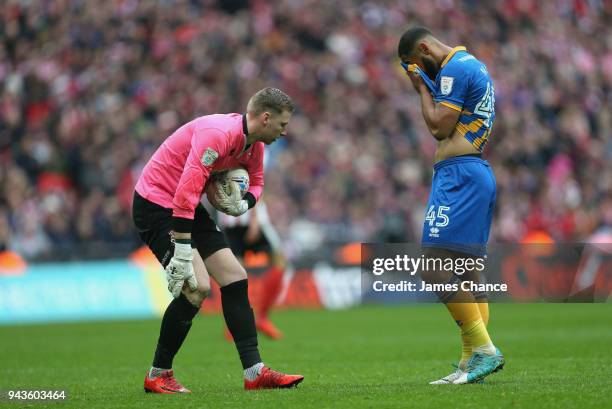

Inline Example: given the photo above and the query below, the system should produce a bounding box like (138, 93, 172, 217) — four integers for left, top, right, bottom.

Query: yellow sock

(461, 318, 494, 352)
(446, 302, 494, 354)
(478, 302, 489, 326)
(451, 302, 478, 369)
(459, 332, 471, 370)
(459, 303, 490, 368)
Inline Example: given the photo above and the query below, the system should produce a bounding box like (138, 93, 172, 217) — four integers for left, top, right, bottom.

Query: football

(206, 167, 249, 209)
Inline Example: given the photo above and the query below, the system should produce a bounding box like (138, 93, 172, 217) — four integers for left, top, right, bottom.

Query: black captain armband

(244, 192, 256, 209)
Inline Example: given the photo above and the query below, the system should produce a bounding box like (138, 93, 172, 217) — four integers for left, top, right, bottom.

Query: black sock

(220, 279, 261, 369)
(152, 293, 200, 369)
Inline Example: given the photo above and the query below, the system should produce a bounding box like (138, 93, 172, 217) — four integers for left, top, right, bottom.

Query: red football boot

(256, 318, 283, 340)
(144, 369, 191, 394)
(244, 366, 304, 390)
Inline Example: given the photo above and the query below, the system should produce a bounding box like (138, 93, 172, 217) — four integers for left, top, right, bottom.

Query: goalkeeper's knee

(184, 281, 211, 307)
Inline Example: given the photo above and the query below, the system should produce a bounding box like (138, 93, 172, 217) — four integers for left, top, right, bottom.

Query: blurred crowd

(0, 0, 610, 260)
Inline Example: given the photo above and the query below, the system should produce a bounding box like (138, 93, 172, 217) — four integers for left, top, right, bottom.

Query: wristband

(244, 192, 256, 209)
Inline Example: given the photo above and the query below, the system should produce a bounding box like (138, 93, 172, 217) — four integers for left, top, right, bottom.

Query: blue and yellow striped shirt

(434, 47, 495, 152)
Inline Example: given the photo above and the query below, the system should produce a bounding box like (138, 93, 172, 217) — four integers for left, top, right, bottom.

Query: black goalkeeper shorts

(132, 192, 228, 267)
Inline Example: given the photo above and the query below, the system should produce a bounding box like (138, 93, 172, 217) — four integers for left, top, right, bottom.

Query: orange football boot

(244, 366, 304, 390)
(144, 369, 191, 394)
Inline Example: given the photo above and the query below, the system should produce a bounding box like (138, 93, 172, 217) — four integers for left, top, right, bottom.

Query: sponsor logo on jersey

(440, 76, 454, 95)
(201, 147, 219, 166)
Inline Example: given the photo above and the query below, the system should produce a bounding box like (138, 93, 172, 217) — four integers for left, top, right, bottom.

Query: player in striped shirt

(398, 27, 505, 384)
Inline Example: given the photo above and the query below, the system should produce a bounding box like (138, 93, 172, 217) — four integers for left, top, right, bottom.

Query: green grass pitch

(1, 304, 611, 408)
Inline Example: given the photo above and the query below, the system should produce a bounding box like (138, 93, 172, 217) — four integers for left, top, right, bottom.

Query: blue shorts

(421, 155, 496, 256)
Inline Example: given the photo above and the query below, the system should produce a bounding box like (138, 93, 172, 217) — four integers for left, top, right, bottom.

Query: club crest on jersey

(201, 147, 219, 166)
(440, 76, 454, 95)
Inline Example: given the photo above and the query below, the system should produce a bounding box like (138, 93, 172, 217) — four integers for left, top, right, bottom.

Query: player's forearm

(419, 92, 447, 141)
(172, 215, 193, 240)
(171, 215, 192, 256)
(172, 161, 207, 235)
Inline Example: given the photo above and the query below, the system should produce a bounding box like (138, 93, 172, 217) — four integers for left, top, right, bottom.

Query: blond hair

(247, 87, 294, 115)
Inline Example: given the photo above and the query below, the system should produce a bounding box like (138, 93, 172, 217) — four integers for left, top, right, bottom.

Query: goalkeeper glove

(165, 240, 198, 298)
(215, 181, 249, 216)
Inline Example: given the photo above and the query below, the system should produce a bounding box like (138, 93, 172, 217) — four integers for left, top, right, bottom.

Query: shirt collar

(240, 114, 251, 155)
(242, 114, 249, 136)
(441, 46, 467, 68)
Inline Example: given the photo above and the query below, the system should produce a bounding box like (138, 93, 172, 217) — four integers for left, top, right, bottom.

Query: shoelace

(260, 368, 285, 387)
(161, 371, 182, 390)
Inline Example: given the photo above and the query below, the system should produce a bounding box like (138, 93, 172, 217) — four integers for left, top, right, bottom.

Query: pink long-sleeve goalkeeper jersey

(135, 113, 263, 224)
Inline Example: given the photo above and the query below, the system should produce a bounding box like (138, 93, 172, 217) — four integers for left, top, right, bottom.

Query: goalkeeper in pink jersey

(132, 88, 303, 393)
